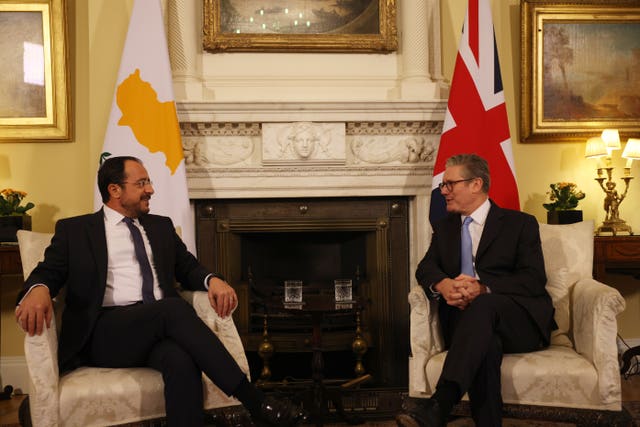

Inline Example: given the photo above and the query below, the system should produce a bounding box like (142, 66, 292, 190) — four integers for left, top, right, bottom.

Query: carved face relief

(291, 128, 318, 158)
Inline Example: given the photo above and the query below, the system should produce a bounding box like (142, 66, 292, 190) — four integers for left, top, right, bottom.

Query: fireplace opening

(241, 230, 367, 333)
(195, 197, 411, 387)
(246, 350, 359, 383)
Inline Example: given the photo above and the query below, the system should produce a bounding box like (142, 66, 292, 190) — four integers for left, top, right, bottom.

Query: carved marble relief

(262, 122, 346, 165)
(181, 122, 259, 167)
(346, 121, 440, 165)
(183, 136, 255, 166)
(350, 135, 436, 165)
(180, 120, 441, 171)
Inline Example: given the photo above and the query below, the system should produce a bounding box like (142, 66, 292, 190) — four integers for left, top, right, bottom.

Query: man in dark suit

(396, 154, 555, 427)
(15, 156, 305, 427)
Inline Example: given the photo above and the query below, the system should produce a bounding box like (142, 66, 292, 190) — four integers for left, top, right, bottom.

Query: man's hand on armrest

(15, 286, 53, 336)
(207, 276, 238, 318)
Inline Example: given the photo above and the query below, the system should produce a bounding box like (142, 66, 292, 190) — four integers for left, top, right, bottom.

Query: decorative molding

(187, 165, 432, 178)
(177, 101, 447, 123)
(346, 121, 442, 135)
(181, 122, 261, 136)
(180, 120, 442, 170)
(262, 122, 346, 166)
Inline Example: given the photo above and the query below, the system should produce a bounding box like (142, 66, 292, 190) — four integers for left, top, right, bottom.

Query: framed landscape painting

(521, 0, 640, 142)
(0, 0, 70, 142)
(203, 0, 397, 53)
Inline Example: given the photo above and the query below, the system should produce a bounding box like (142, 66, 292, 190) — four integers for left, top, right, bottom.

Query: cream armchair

(17, 230, 250, 427)
(408, 221, 629, 422)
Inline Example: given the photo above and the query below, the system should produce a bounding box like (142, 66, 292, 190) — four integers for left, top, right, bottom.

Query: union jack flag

(429, 0, 520, 225)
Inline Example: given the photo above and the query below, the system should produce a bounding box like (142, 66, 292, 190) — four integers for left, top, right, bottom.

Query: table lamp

(584, 129, 638, 236)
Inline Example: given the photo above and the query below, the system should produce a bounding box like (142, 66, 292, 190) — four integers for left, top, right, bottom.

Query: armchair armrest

(572, 277, 626, 405)
(24, 316, 60, 427)
(408, 285, 444, 395)
(180, 291, 250, 379)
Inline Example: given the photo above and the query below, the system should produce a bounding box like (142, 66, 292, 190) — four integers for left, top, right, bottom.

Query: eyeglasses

(438, 178, 475, 192)
(122, 179, 153, 189)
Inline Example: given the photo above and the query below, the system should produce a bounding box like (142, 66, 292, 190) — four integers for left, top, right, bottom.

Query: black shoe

(396, 397, 446, 427)
(255, 395, 308, 427)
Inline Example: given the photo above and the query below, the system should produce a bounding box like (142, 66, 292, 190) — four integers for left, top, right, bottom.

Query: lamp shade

(585, 136, 607, 158)
(622, 138, 640, 160)
(601, 129, 621, 151)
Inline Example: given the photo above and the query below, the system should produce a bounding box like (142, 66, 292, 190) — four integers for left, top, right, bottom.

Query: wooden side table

(593, 235, 640, 376)
(0, 245, 22, 277)
(593, 235, 640, 281)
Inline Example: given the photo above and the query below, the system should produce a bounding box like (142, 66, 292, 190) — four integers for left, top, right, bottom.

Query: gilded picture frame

(521, 0, 640, 142)
(0, 0, 71, 142)
(203, 0, 397, 53)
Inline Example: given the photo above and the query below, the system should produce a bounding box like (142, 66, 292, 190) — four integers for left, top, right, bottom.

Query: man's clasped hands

(435, 275, 488, 309)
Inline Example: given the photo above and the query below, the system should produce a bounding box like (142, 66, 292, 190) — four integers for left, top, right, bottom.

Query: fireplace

(179, 102, 445, 399)
(195, 197, 410, 387)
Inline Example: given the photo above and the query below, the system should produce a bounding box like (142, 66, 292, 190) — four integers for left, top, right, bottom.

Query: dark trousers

(438, 294, 544, 427)
(88, 297, 247, 427)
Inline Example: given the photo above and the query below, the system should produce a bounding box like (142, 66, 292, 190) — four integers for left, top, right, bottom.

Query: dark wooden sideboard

(0, 245, 22, 278)
(593, 235, 640, 281)
(0, 244, 23, 387)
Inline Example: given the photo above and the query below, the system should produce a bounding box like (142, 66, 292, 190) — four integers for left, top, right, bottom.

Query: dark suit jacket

(17, 209, 209, 372)
(416, 201, 556, 345)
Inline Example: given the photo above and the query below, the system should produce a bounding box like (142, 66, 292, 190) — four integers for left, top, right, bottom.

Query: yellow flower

(0, 188, 35, 216)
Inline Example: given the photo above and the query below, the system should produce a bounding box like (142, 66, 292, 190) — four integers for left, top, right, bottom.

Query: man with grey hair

(397, 153, 556, 427)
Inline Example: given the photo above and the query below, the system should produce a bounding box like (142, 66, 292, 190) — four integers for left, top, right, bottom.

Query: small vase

(0, 215, 32, 242)
(547, 210, 583, 225)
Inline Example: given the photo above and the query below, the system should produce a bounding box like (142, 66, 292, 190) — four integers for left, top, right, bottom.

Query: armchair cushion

(538, 220, 594, 347)
(425, 346, 600, 409)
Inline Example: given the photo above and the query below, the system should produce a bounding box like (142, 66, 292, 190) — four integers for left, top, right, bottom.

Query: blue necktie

(460, 216, 475, 277)
(123, 217, 156, 303)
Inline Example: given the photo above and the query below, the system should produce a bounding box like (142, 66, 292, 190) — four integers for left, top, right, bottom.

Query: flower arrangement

(543, 182, 585, 211)
(0, 188, 35, 216)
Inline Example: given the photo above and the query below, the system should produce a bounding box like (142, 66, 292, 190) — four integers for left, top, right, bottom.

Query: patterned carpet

(315, 402, 640, 426)
(623, 400, 640, 425)
(317, 419, 576, 426)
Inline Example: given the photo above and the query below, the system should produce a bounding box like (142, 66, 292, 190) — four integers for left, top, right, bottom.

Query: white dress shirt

(17, 207, 213, 308)
(102, 206, 162, 306)
(462, 197, 491, 281)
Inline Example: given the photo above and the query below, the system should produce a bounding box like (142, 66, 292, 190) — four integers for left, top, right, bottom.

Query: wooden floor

(1, 375, 638, 426)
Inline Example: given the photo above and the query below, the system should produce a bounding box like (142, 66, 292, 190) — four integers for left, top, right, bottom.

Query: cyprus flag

(96, 0, 196, 253)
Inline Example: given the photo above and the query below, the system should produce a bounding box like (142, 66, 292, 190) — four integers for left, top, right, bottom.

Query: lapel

(138, 215, 165, 277)
(138, 214, 159, 249)
(87, 209, 108, 291)
(476, 201, 504, 260)
(444, 213, 463, 265)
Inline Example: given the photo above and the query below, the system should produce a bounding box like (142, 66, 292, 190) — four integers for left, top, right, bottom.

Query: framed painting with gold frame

(0, 0, 71, 142)
(521, 0, 640, 142)
(203, 0, 397, 53)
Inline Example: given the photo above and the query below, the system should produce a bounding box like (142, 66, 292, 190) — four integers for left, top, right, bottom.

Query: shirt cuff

(204, 273, 227, 289)
(16, 284, 48, 307)
(427, 283, 441, 299)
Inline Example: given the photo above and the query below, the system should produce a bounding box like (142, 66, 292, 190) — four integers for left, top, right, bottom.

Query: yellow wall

(1, 0, 638, 357)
